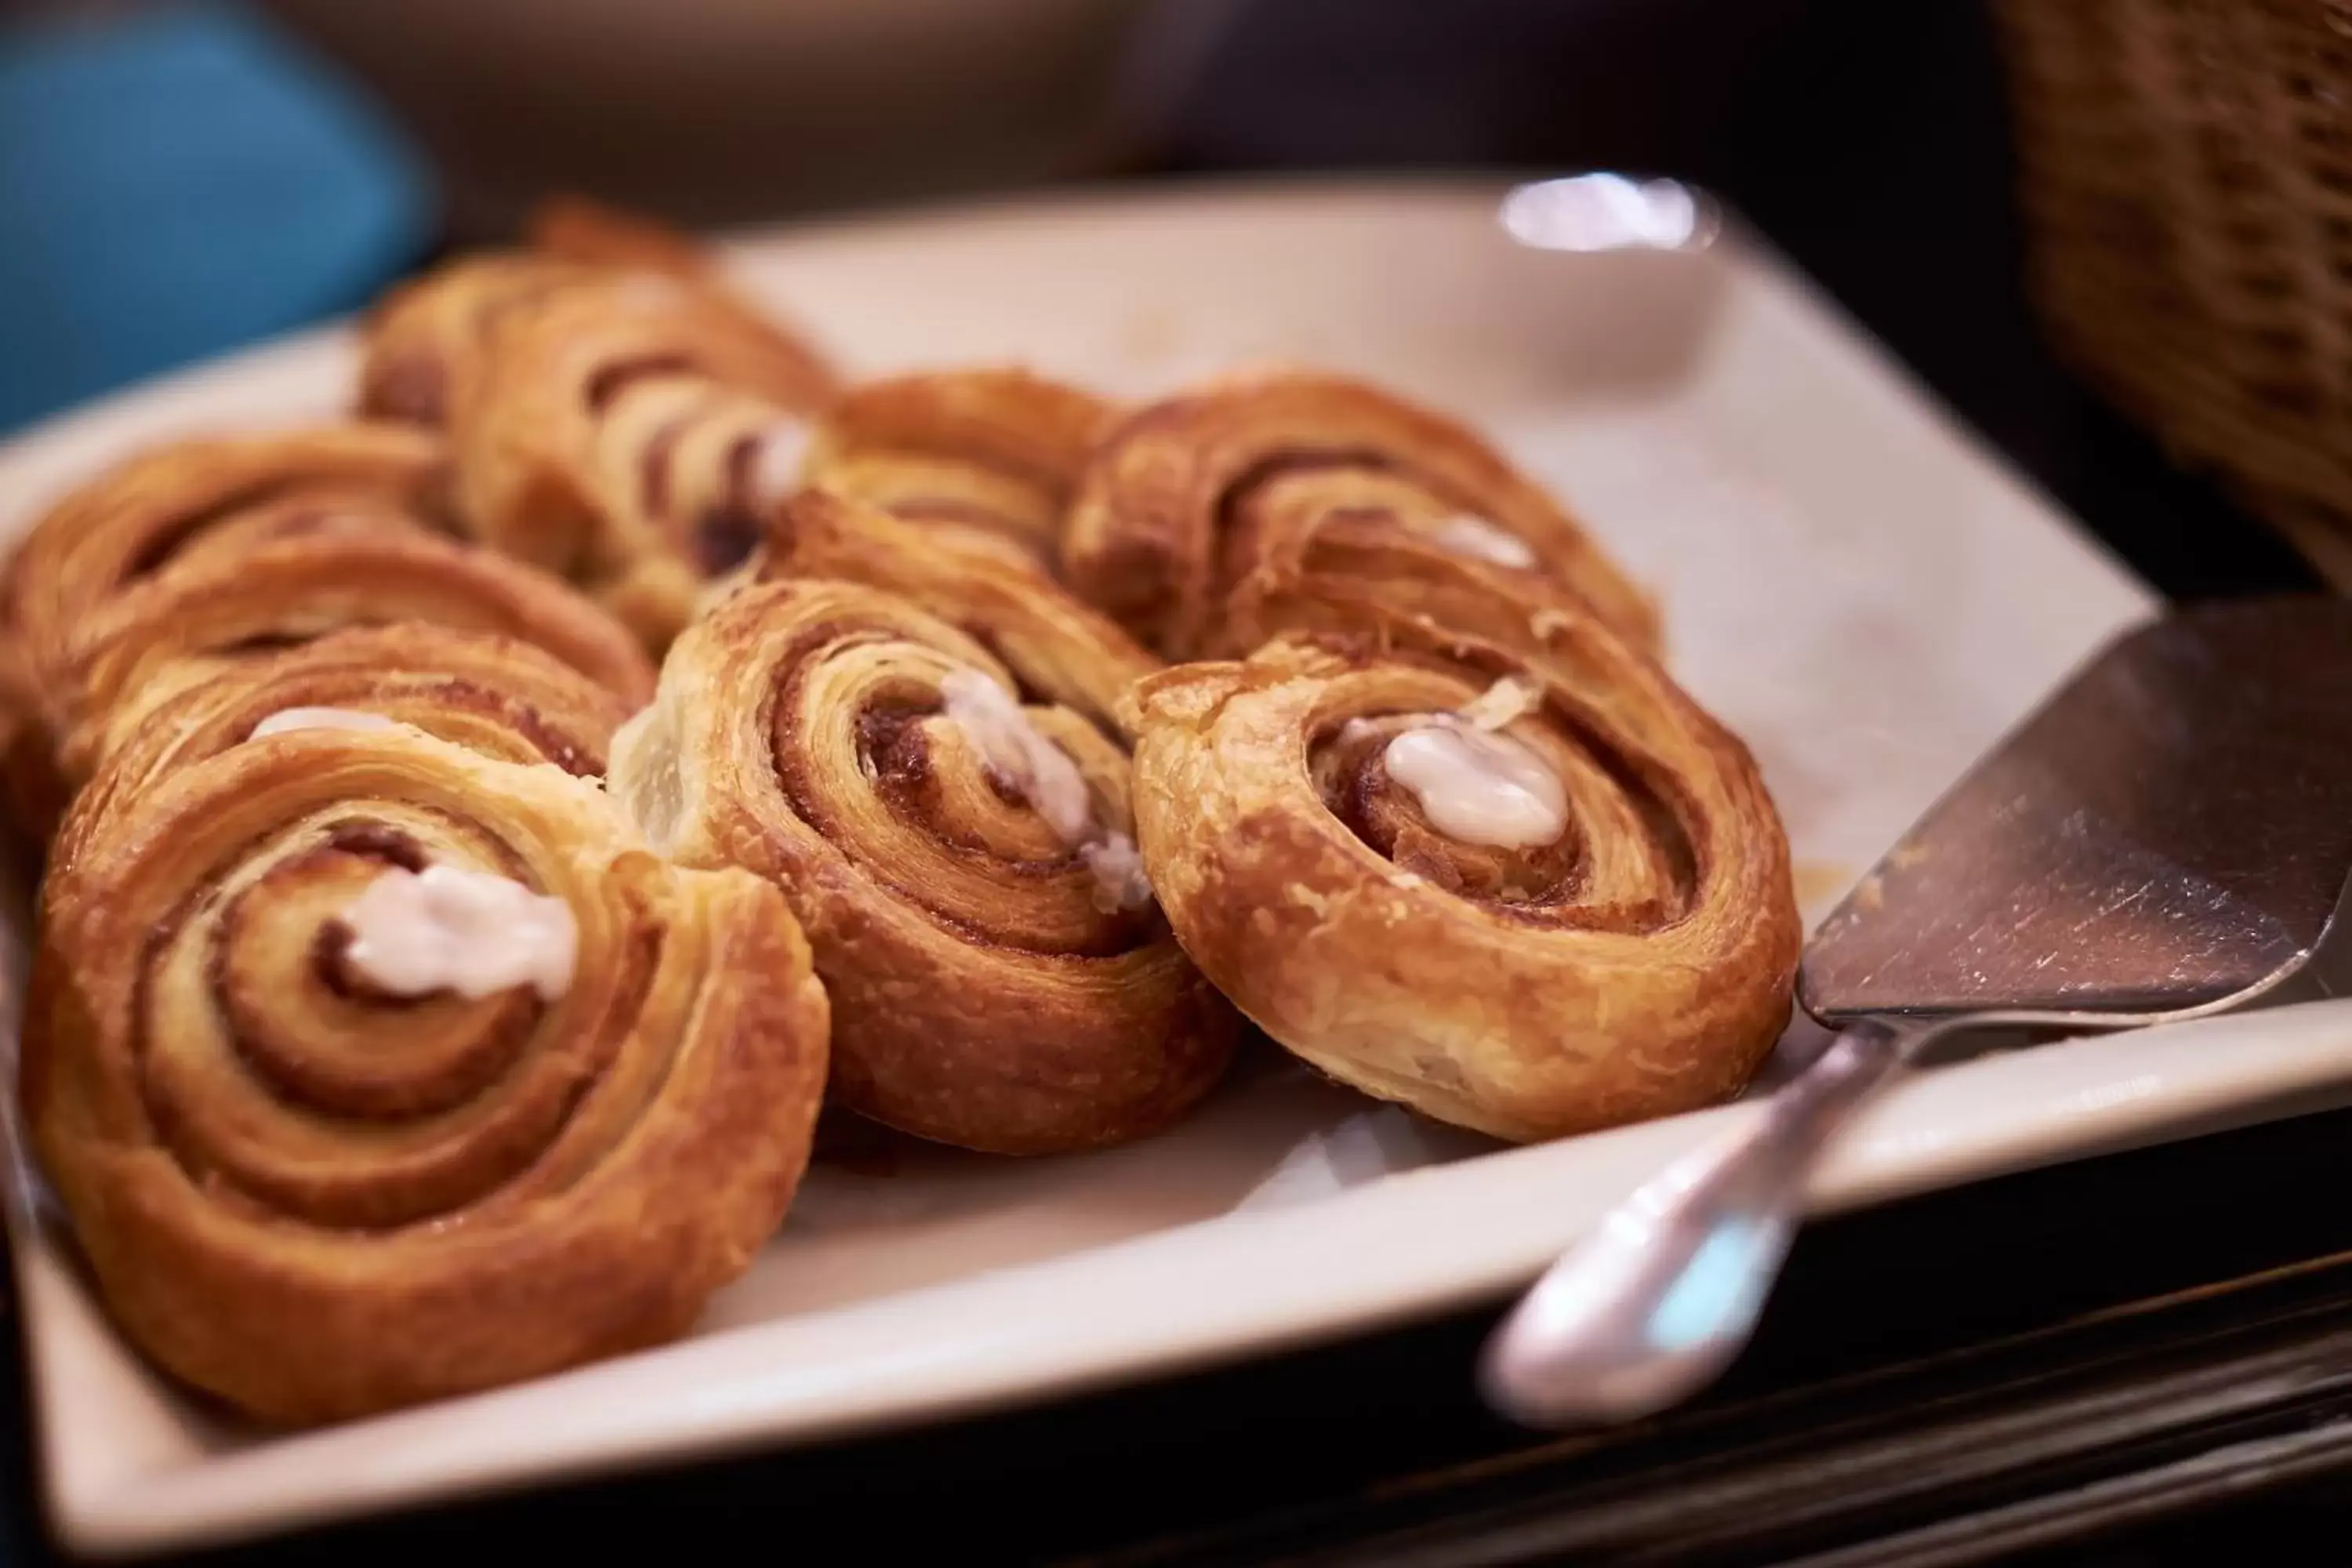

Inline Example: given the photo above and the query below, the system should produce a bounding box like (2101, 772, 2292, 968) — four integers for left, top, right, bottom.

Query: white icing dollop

(749, 417, 814, 506)
(938, 668, 1154, 912)
(249, 706, 399, 740)
(340, 865, 578, 1002)
(1384, 716, 1568, 849)
(1425, 513, 1537, 569)
(940, 669, 1093, 841)
(1080, 835, 1154, 915)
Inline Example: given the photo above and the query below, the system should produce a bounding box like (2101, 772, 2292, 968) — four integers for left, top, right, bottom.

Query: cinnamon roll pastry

(1120, 592, 1798, 1144)
(1061, 370, 1659, 659)
(358, 255, 606, 428)
(24, 725, 829, 1422)
(756, 489, 1157, 735)
(803, 368, 1113, 568)
(0, 424, 459, 833)
(608, 577, 1235, 1154)
(452, 284, 835, 650)
(60, 625, 633, 873)
(5, 423, 447, 688)
(51, 522, 653, 789)
(361, 207, 834, 430)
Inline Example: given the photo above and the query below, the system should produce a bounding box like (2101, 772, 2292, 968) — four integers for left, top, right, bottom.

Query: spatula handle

(1479, 1016, 1918, 1426)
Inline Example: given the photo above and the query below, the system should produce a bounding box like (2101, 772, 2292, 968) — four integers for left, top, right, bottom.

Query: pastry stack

(4, 201, 1800, 1425)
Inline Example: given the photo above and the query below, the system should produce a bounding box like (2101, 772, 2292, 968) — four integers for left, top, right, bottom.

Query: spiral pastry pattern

(361, 201, 834, 430)
(756, 489, 1157, 738)
(60, 625, 636, 873)
(1120, 589, 1797, 1143)
(1062, 370, 1659, 660)
(803, 368, 1113, 568)
(359, 254, 608, 429)
(25, 727, 829, 1422)
(453, 285, 836, 650)
(0, 425, 473, 837)
(4, 424, 448, 693)
(608, 577, 1234, 1154)
(53, 523, 654, 789)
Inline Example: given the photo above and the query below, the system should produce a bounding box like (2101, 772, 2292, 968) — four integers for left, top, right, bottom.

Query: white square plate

(9, 179, 2352, 1558)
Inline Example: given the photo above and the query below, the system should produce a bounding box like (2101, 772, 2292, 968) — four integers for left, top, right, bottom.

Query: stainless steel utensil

(1482, 596, 2352, 1426)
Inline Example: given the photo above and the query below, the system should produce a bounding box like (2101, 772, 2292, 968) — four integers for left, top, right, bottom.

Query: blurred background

(0, 0, 2327, 596)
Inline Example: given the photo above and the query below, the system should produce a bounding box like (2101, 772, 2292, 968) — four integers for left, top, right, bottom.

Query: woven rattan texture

(1999, 0, 2352, 581)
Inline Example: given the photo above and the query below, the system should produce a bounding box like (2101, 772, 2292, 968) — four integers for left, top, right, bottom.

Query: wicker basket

(1997, 0, 2352, 583)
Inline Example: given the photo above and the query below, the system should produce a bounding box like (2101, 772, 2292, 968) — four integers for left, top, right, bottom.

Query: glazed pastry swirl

(359, 253, 609, 428)
(0, 434, 652, 840)
(609, 577, 1234, 1154)
(361, 200, 834, 430)
(25, 727, 829, 1422)
(1062, 370, 1659, 659)
(454, 284, 834, 650)
(53, 519, 654, 789)
(1121, 593, 1797, 1143)
(756, 489, 1157, 735)
(60, 624, 636, 873)
(3, 423, 449, 700)
(803, 368, 1113, 568)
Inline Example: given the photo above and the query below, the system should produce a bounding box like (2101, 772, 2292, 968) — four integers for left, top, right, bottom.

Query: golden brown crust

(756, 489, 1158, 739)
(359, 255, 608, 428)
(803, 368, 1115, 567)
(1120, 578, 1797, 1144)
(49, 520, 653, 790)
(1062, 369, 1660, 659)
(451, 282, 835, 652)
(25, 727, 829, 1423)
(361, 202, 835, 431)
(4, 424, 448, 687)
(608, 575, 1234, 1154)
(60, 625, 634, 873)
(0, 425, 471, 835)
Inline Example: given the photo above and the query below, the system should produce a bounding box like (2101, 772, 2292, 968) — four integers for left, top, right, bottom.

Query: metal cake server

(1482, 596, 2352, 1427)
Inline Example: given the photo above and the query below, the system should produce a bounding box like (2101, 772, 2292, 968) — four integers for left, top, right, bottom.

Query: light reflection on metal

(1804, 599, 2352, 1020)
